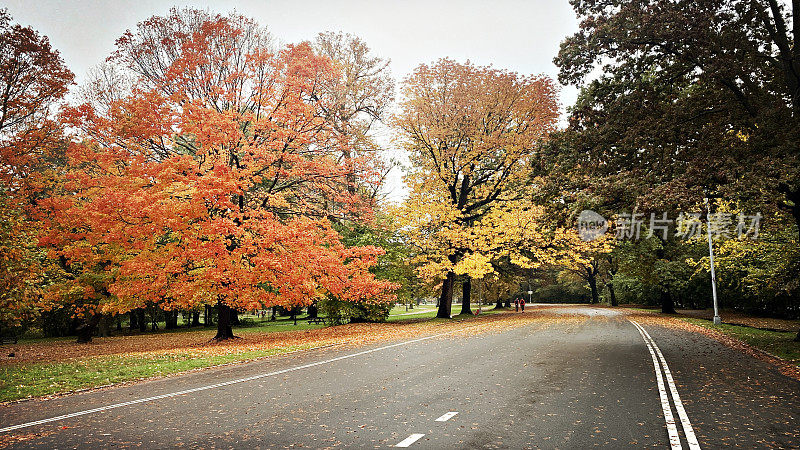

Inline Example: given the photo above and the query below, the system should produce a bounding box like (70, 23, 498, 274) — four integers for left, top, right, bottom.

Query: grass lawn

(0, 343, 316, 403)
(1, 317, 329, 402)
(387, 304, 502, 321)
(681, 317, 800, 366)
(388, 305, 437, 321)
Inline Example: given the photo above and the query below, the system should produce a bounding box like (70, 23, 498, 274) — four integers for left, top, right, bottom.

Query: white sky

(4, 0, 580, 202)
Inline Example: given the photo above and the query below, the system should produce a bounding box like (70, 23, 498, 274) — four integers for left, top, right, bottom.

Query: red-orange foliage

(37, 9, 396, 339)
(0, 10, 73, 330)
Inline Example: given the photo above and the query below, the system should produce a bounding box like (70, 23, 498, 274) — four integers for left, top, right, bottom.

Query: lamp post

(704, 197, 722, 325)
(527, 278, 533, 305)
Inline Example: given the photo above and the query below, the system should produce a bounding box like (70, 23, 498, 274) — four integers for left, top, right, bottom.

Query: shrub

(318, 298, 391, 325)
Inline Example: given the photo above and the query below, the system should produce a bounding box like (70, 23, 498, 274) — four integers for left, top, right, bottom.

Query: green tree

(555, 1, 800, 325)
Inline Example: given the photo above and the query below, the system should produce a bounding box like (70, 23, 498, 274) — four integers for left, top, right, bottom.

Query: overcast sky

(4, 0, 581, 202)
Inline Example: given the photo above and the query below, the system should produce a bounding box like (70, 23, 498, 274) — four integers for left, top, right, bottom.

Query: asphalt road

(1, 305, 798, 448)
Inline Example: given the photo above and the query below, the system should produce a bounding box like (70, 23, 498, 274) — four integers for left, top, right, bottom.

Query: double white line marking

(630, 320, 700, 450)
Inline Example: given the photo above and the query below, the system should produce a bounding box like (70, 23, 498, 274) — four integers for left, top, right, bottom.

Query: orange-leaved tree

(40, 8, 395, 341)
(395, 59, 559, 318)
(0, 9, 73, 334)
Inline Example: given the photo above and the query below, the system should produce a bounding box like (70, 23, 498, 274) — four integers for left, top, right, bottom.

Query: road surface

(1, 305, 798, 448)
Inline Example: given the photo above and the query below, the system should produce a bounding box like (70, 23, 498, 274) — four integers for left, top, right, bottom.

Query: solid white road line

(434, 411, 459, 422)
(0, 330, 460, 434)
(632, 321, 701, 450)
(633, 321, 683, 450)
(395, 433, 425, 447)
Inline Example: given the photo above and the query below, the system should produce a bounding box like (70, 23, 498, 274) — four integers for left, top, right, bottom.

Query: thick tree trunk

(165, 310, 179, 329)
(788, 204, 800, 342)
(97, 314, 112, 337)
(460, 277, 472, 315)
(75, 314, 102, 343)
(587, 269, 599, 304)
(129, 310, 139, 330)
(504, 298, 511, 308)
(495, 298, 503, 309)
(137, 309, 146, 332)
(231, 309, 240, 326)
(191, 311, 200, 327)
(608, 280, 618, 307)
(787, 193, 800, 341)
(214, 302, 236, 340)
(437, 271, 455, 318)
(661, 290, 676, 314)
(307, 304, 318, 318)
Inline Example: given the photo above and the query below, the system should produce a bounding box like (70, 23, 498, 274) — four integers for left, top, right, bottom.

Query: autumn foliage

(395, 59, 560, 317)
(0, 10, 74, 332)
(10, 2, 797, 347)
(0, 8, 398, 341)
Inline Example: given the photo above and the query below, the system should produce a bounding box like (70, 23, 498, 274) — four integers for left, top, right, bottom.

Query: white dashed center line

(395, 433, 425, 447)
(435, 411, 459, 422)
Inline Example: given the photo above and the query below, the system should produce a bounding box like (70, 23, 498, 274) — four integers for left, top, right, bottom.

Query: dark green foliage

(318, 297, 391, 325)
(39, 307, 79, 337)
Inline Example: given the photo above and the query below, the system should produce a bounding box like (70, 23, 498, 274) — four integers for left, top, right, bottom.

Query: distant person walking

(514, 298, 519, 312)
(520, 297, 526, 312)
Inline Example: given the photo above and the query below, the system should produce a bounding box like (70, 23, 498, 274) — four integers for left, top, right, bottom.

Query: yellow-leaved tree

(394, 59, 559, 318)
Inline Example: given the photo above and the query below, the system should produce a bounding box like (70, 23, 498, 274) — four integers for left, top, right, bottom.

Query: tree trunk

(504, 299, 511, 308)
(214, 302, 236, 340)
(661, 290, 676, 314)
(587, 269, 599, 304)
(204, 305, 213, 326)
(97, 314, 112, 337)
(307, 304, 318, 318)
(496, 298, 503, 309)
(129, 310, 139, 330)
(608, 280, 618, 307)
(231, 309, 240, 326)
(191, 311, 200, 327)
(787, 193, 800, 341)
(137, 309, 146, 332)
(75, 314, 102, 343)
(165, 310, 179, 329)
(270, 306, 276, 321)
(460, 277, 472, 315)
(437, 271, 455, 318)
